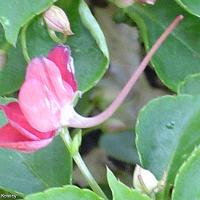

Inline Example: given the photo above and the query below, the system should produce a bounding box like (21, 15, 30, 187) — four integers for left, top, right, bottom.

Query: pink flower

(0, 45, 77, 152)
(19, 45, 78, 132)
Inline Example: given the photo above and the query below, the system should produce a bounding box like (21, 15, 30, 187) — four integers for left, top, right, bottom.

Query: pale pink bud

(0, 50, 7, 70)
(133, 165, 158, 194)
(43, 5, 73, 35)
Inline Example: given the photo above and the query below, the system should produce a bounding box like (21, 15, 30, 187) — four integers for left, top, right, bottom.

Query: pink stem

(68, 15, 184, 128)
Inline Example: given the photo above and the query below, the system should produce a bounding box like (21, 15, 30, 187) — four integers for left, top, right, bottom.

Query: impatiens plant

(1, 0, 200, 200)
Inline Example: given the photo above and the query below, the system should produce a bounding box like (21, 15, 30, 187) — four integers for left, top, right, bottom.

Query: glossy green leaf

(59, 0, 109, 92)
(172, 146, 200, 200)
(0, 0, 109, 95)
(99, 132, 139, 164)
(0, 136, 72, 194)
(175, 0, 200, 17)
(178, 74, 200, 95)
(0, 0, 56, 45)
(107, 168, 151, 200)
(25, 186, 102, 200)
(136, 95, 200, 197)
(126, 0, 200, 92)
(79, 0, 109, 59)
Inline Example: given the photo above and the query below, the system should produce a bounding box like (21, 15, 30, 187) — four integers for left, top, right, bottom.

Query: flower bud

(133, 165, 158, 194)
(43, 5, 73, 35)
(0, 50, 7, 70)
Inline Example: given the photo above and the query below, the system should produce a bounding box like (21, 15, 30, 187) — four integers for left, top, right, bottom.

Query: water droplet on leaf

(166, 121, 175, 129)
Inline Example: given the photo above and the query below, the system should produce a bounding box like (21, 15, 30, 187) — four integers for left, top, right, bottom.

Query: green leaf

(25, 186, 103, 200)
(99, 132, 139, 164)
(136, 95, 200, 197)
(178, 73, 200, 95)
(59, 0, 109, 92)
(107, 168, 151, 200)
(175, 0, 200, 17)
(0, 136, 72, 194)
(0, 0, 56, 45)
(0, 0, 109, 95)
(0, 25, 26, 95)
(172, 146, 200, 200)
(126, 0, 200, 92)
(79, 0, 109, 59)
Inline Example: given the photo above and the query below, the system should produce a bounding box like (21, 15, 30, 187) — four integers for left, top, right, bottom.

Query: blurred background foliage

(74, 0, 169, 189)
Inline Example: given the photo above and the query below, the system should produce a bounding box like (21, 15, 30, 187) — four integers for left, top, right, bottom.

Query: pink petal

(1, 102, 55, 140)
(48, 45, 78, 91)
(19, 57, 74, 132)
(25, 57, 74, 102)
(0, 124, 53, 153)
(19, 79, 60, 132)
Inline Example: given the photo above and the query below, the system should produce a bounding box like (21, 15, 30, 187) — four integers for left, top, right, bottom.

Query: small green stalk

(156, 188, 172, 200)
(60, 128, 108, 200)
(21, 22, 31, 62)
(47, 29, 67, 44)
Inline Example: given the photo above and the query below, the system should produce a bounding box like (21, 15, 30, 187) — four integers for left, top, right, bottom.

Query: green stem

(156, 187, 172, 200)
(48, 29, 67, 44)
(21, 22, 31, 62)
(60, 129, 108, 200)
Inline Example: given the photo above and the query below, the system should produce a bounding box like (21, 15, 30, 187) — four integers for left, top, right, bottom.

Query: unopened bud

(133, 165, 158, 194)
(43, 5, 73, 35)
(0, 50, 7, 70)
